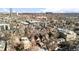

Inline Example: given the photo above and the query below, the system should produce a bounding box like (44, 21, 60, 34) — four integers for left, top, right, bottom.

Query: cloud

(0, 8, 9, 13)
(42, 8, 79, 13)
(42, 8, 63, 13)
(0, 8, 79, 13)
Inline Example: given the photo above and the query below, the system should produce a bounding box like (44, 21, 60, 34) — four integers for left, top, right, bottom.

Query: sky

(1, 8, 79, 13)
(0, 0, 78, 8)
(0, 8, 45, 13)
(0, 0, 79, 13)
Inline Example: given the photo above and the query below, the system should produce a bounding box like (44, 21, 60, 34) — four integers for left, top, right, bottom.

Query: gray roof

(0, 21, 9, 26)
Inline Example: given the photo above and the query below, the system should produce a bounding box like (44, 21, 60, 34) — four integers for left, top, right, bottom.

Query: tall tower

(10, 8, 12, 17)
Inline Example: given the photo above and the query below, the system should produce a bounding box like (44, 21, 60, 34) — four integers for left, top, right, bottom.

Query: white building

(0, 21, 10, 31)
